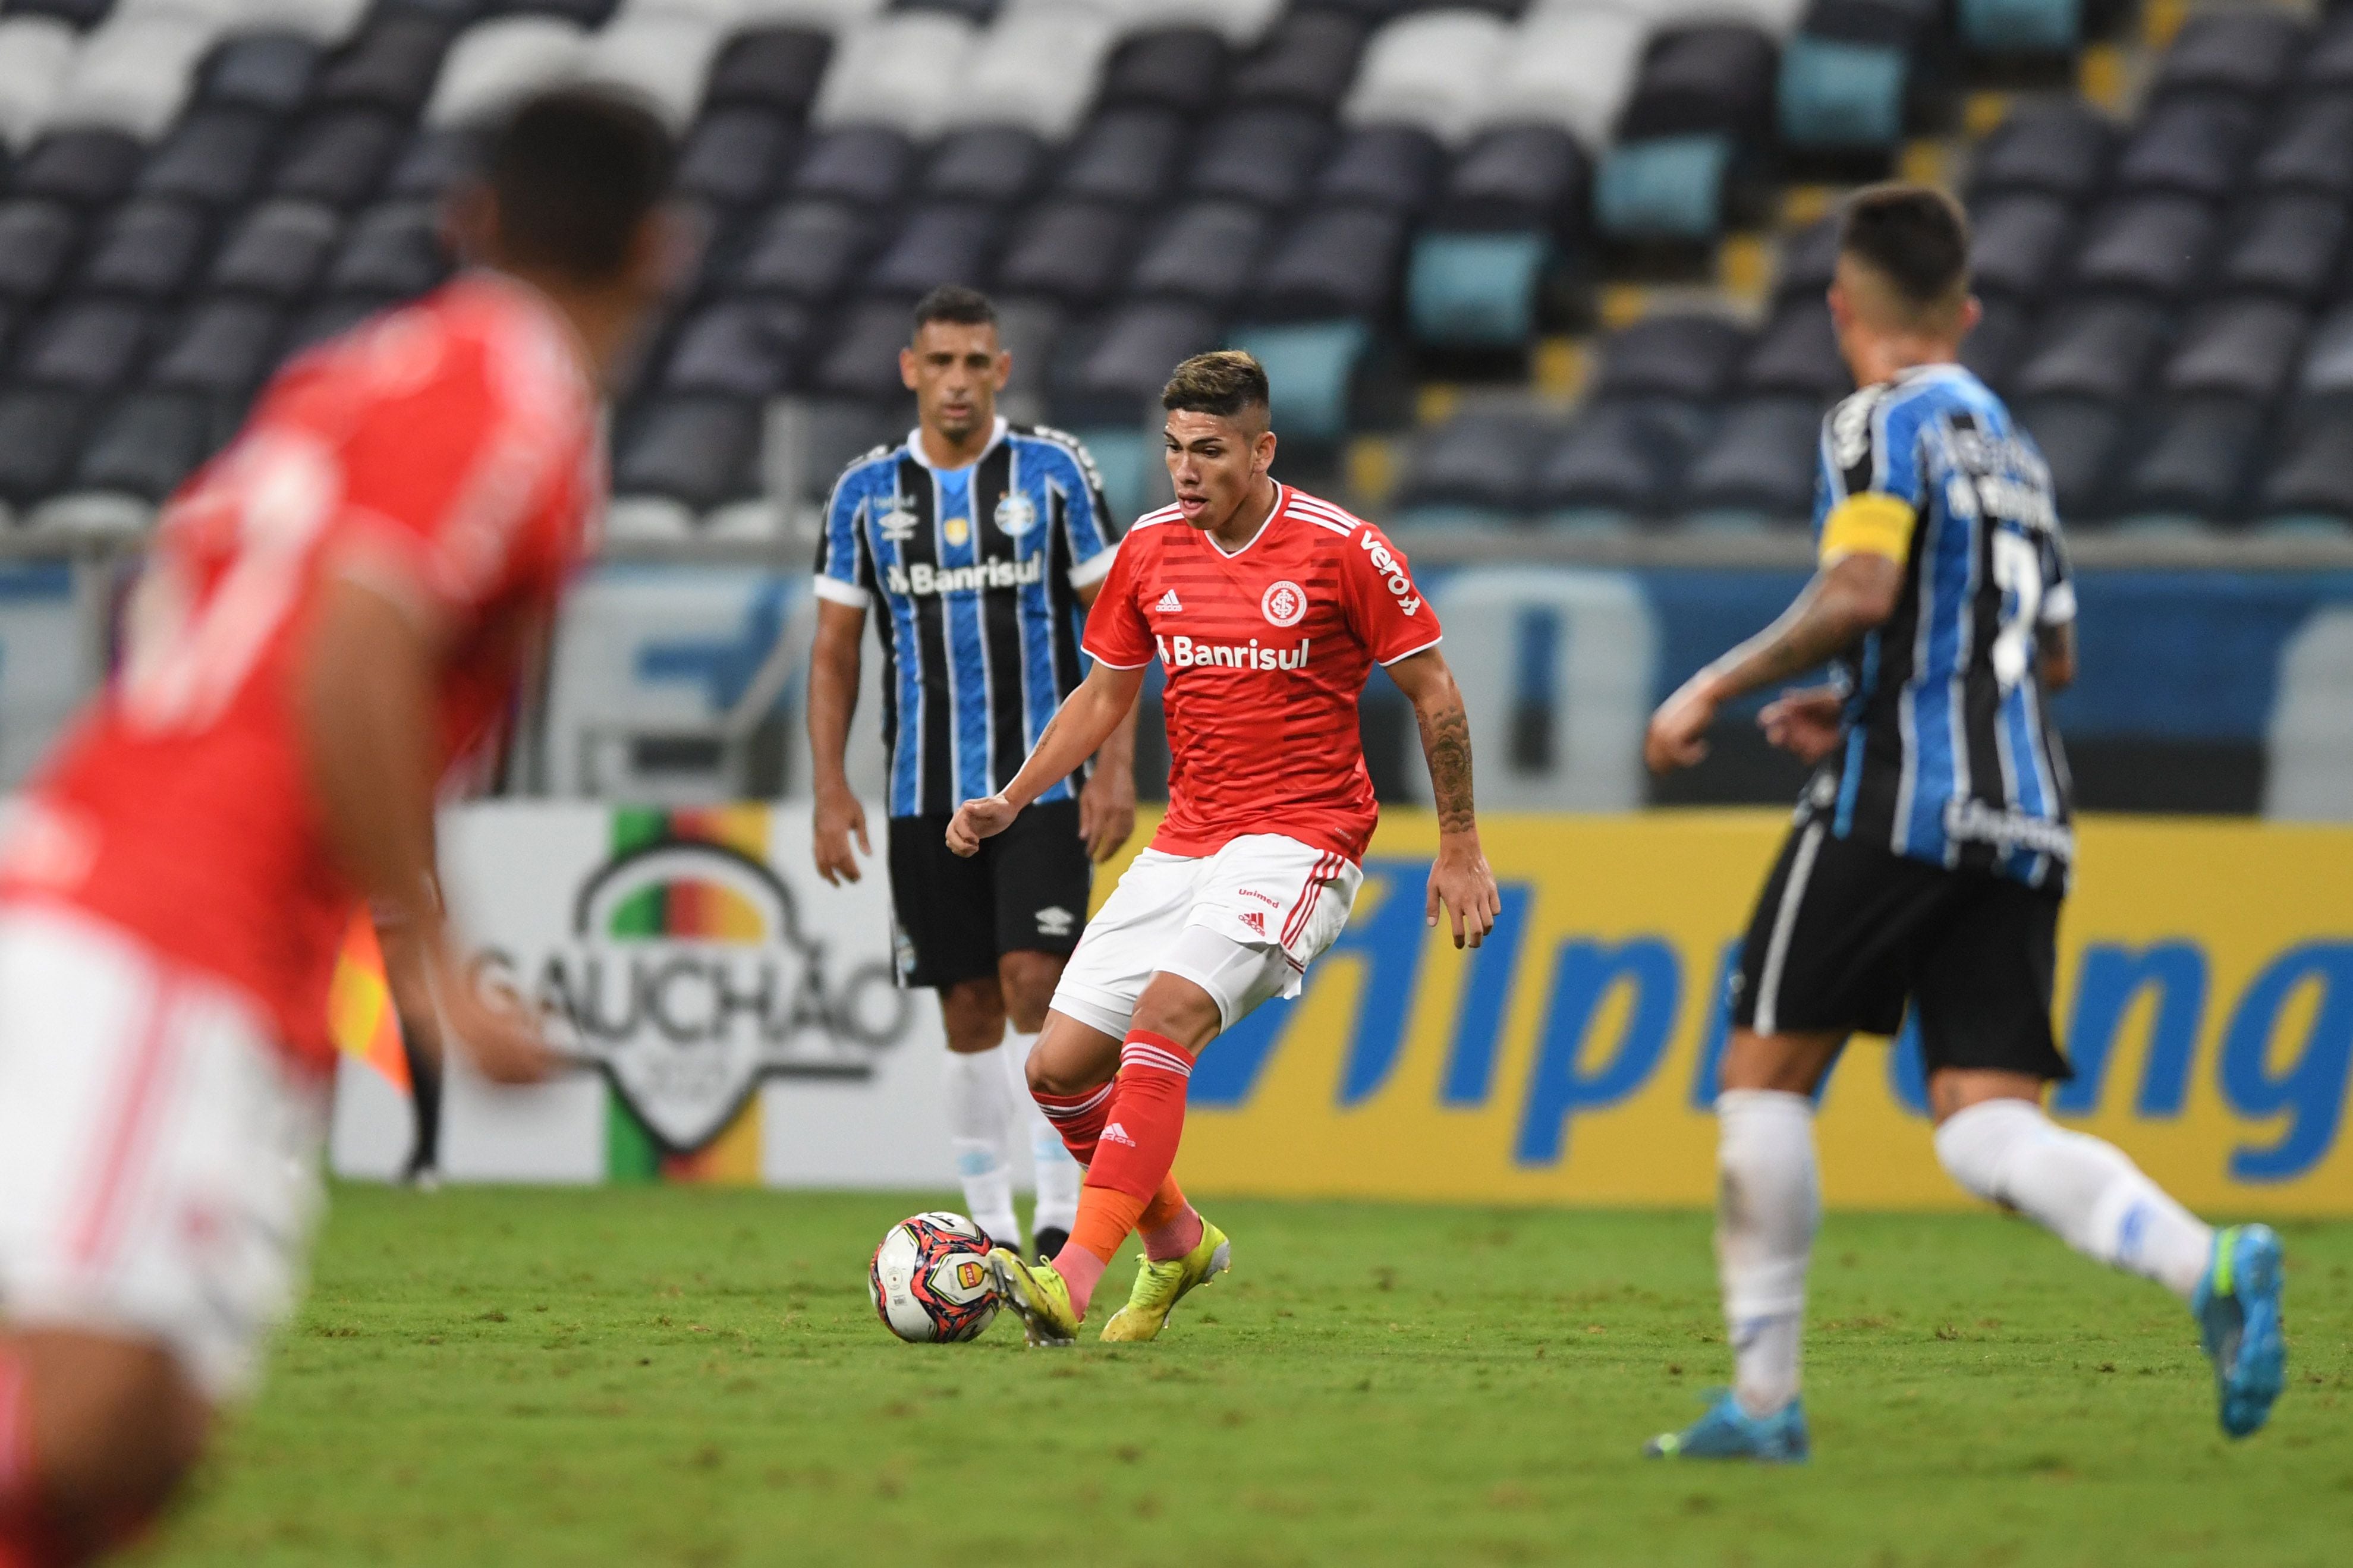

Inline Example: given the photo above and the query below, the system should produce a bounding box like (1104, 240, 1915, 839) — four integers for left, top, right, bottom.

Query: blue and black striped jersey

(813, 418, 1121, 820)
(1811, 364, 2077, 891)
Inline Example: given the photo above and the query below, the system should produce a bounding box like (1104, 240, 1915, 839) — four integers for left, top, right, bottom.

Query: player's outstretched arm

(1386, 647, 1501, 950)
(806, 599, 872, 886)
(297, 574, 555, 1085)
(1646, 553, 1903, 775)
(946, 660, 1144, 858)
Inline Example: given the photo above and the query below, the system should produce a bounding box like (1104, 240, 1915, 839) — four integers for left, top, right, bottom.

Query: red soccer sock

(1084, 1031, 1196, 1202)
(0, 1346, 68, 1568)
(1138, 1175, 1203, 1262)
(1030, 1078, 1116, 1166)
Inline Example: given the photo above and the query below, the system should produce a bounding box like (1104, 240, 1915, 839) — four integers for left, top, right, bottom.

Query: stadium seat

(46, 12, 216, 141)
(1620, 25, 1781, 143)
(2109, 398, 2263, 523)
(1593, 312, 1750, 402)
(1773, 213, 1839, 301)
(282, 292, 389, 361)
(15, 298, 152, 392)
(1129, 200, 1272, 311)
(1341, 9, 1509, 145)
(1227, 320, 1367, 443)
(734, 200, 874, 302)
(71, 389, 231, 503)
(1056, 423, 1147, 522)
(961, 2, 1118, 140)
(2257, 404, 2353, 519)
(1955, 0, 2078, 55)
(240, 0, 373, 45)
(0, 18, 77, 153)
(1316, 124, 1446, 214)
(1959, 294, 2030, 391)
(2012, 297, 2165, 403)
(703, 27, 833, 115)
(272, 111, 408, 209)
(2214, 194, 2346, 305)
(12, 128, 144, 207)
(207, 200, 343, 301)
(1532, 398, 1711, 520)
(385, 126, 480, 200)
(1968, 101, 2113, 205)
(810, 11, 974, 140)
(195, 31, 322, 116)
(813, 298, 912, 399)
(1098, 27, 1228, 117)
(994, 201, 1137, 307)
(1055, 106, 1189, 207)
(424, 16, 587, 128)
(1249, 205, 1409, 322)
(1188, 106, 1332, 209)
(675, 107, 794, 209)
(791, 124, 917, 206)
(1054, 301, 1219, 424)
(1681, 395, 1822, 519)
(864, 202, 1004, 299)
(2254, 95, 2353, 200)
(1231, 7, 1368, 114)
(1739, 298, 1848, 400)
(1432, 125, 1589, 237)
(794, 393, 901, 505)
(2014, 396, 2124, 519)
(576, 10, 728, 129)
(324, 202, 447, 297)
(0, 200, 83, 301)
(82, 199, 210, 301)
(1596, 134, 1734, 241)
(1, 0, 112, 26)
(922, 126, 1047, 205)
(1394, 411, 1548, 522)
(615, 396, 764, 515)
(1137, 0, 1285, 49)
(134, 106, 272, 210)
(661, 298, 814, 399)
(1407, 230, 1547, 347)
(2151, 11, 2305, 103)
(1777, 32, 1908, 152)
(2070, 196, 2216, 300)
(0, 391, 92, 509)
(311, 13, 455, 115)
(2296, 306, 2353, 398)
(147, 297, 284, 393)
(1470, 9, 1649, 152)
(2113, 97, 2260, 203)
(1967, 193, 2075, 304)
(2304, 10, 2353, 95)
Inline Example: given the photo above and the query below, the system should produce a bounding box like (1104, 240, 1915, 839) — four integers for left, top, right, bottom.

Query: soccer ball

(868, 1211, 1001, 1343)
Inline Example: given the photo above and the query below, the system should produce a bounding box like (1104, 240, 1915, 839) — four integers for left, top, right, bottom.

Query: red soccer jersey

(0, 274, 600, 1066)
(1083, 484, 1442, 862)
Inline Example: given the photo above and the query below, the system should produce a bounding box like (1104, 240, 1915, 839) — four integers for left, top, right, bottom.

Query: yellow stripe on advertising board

(1093, 811, 2353, 1213)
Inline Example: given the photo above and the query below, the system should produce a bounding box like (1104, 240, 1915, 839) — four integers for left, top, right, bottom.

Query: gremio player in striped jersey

(1642, 185, 2283, 1462)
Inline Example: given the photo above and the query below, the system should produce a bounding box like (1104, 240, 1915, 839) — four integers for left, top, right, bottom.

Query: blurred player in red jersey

(947, 351, 1502, 1345)
(0, 88, 675, 1564)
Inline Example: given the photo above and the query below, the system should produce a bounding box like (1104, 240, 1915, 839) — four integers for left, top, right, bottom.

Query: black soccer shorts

(885, 799, 1092, 990)
(1729, 811, 2072, 1082)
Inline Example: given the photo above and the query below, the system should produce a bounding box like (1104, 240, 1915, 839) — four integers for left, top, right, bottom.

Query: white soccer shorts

(1052, 833, 1363, 1037)
(0, 907, 326, 1403)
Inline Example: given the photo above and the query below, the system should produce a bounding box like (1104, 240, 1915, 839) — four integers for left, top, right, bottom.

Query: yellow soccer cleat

(989, 1247, 1080, 1346)
(1100, 1218, 1231, 1343)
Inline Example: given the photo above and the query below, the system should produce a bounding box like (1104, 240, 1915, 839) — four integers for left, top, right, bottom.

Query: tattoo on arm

(1417, 697, 1477, 835)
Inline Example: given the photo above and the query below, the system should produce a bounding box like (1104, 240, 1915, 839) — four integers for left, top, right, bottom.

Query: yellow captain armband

(1819, 492, 1917, 565)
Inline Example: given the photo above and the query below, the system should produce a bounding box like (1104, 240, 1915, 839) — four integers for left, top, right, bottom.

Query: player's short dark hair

(1839, 182, 1972, 312)
(485, 86, 674, 283)
(1161, 351, 1270, 421)
(911, 285, 998, 337)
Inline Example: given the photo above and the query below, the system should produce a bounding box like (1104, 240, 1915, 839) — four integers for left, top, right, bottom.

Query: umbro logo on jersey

(1156, 589, 1182, 613)
(1035, 905, 1074, 937)
(1102, 1122, 1136, 1147)
(878, 505, 919, 544)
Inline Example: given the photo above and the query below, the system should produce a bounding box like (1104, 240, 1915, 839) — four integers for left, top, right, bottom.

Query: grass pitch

(144, 1185, 2346, 1568)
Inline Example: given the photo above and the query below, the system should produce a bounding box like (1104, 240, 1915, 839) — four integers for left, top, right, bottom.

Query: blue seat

(1958, 0, 2079, 55)
(1779, 37, 1908, 151)
(1595, 135, 1734, 241)
(1227, 322, 1370, 444)
(1407, 232, 1548, 348)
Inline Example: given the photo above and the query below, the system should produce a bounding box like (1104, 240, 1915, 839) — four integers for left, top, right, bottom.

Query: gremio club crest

(471, 811, 914, 1153)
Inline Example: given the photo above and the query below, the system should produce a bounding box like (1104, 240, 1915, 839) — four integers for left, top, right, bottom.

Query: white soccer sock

(1715, 1089, 1820, 1418)
(1934, 1098, 2212, 1301)
(1004, 1027, 1081, 1235)
(943, 1045, 1020, 1251)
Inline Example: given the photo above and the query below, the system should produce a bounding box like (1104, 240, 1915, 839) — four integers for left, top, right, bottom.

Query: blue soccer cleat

(1644, 1390, 1810, 1463)
(2192, 1223, 2286, 1439)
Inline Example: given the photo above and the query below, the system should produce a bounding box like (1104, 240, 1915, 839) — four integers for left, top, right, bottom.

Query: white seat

(577, 11, 728, 128)
(45, 12, 219, 141)
(810, 11, 976, 139)
(0, 18, 76, 153)
(1469, 8, 1653, 150)
(958, 2, 1118, 140)
(1586, 0, 1808, 40)
(426, 17, 590, 128)
(1342, 10, 1515, 146)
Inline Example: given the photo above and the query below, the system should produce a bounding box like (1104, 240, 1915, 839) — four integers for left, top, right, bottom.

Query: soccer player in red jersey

(947, 351, 1502, 1343)
(0, 89, 675, 1564)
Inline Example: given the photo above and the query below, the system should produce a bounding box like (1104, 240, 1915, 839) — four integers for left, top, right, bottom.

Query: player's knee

(1932, 1097, 2047, 1205)
(938, 978, 1006, 1055)
(1128, 971, 1224, 1054)
(995, 951, 1062, 1034)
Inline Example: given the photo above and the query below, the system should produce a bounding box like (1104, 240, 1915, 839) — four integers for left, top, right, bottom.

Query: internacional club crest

(1261, 579, 1308, 628)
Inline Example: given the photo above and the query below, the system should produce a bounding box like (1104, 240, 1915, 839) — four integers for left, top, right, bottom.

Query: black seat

(660, 299, 814, 400)
(2257, 404, 2353, 518)
(864, 203, 1004, 300)
(15, 300, 152, 393)
(2299, 305, 2353, 399)
(791, 125, 917, 208)
(814, 299, 918, 401)
(83, 201, 212, 302)
(1316, 124, 1446, 215)
(1054, 302, 1219, 425)
(923, 127, 1047, 206)
(73, 391, 235, 503)
(1960, 295, 2032, 392)
(1775, 215, 1841, 304)
(283, 294, 389, 361)
(2110, 398, 2263, 521)
(1968, 102, 2116, 205)
(1396, 414, 1549, 515)
(1968, 193, 2075, 304)
(1533, 398, 1711, 516)
(1740, 298, 1849, 401)
(208, 203, 341, 300)
(1594, 313, 1750, 402)
(2012, 297, 2169, 402)
(614, 396, 763, 512)
(12, 130, 144, 209)
(0, 392, 92, 509)
(2071, 196, 2216, 300)
(1618, 24, 1780, 142)
(2254, 95, 2353, 200)
(1188, 107, 1333, 209)
(2301, 11, 2353, 95)
(136, 107, 274, 211)
(1056, 108, 1190, 208)
(1249, 206, 1408, 322)
(995, 202, 1137, 308)
(1128, 201, 1273, 312)
(1099, 27, 1229, 117)
(311, 14, 458, 115)
(196, 32, 321, 117)
(733, 200, 873, 303)
(2113, 97, 2260, 202)
(2015, 396, 2127, 519)
(2160, 297, 2307, 402)
(1431, 125, 1589, 237)
(272, 111, 408, 209)
(324, 203, 446, 297)
(2152, 11, 2306, 102)
(703, 27, 833, 115)
(2214, 195, 2347, 304)
(148, 298, 287, 395)
(1682, 396, 1822, 518)
(0, 201, 82, 303)
(675, 108, 795, 210)
(1226, 9, 1367, 112)
(385, 127, 482, 201)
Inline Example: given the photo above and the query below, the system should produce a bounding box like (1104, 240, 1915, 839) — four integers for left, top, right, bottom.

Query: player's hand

(1077, 765, 1136, 864)
(431, 945, 559, 1085)
(946, 794, 1018, 858)
(1427, 834, 1502, 950)
(1644, 674, 1720, 774)
(1759, 685, 1846, 766)
(813, 786, 870, 886)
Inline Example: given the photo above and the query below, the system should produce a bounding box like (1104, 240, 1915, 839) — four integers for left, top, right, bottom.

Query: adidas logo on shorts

(1156, 590, 1182, 613)
(1240, 909, 1266, 935)
(1102, 1122, 1135, 1147)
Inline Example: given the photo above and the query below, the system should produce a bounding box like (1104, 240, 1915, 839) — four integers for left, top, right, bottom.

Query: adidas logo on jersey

(1240, 909, 1267, 936)
(1156, 634, 1311, 672)
(1102, 1122, 1135, 1147)
(1156, 589, 1182, 613)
